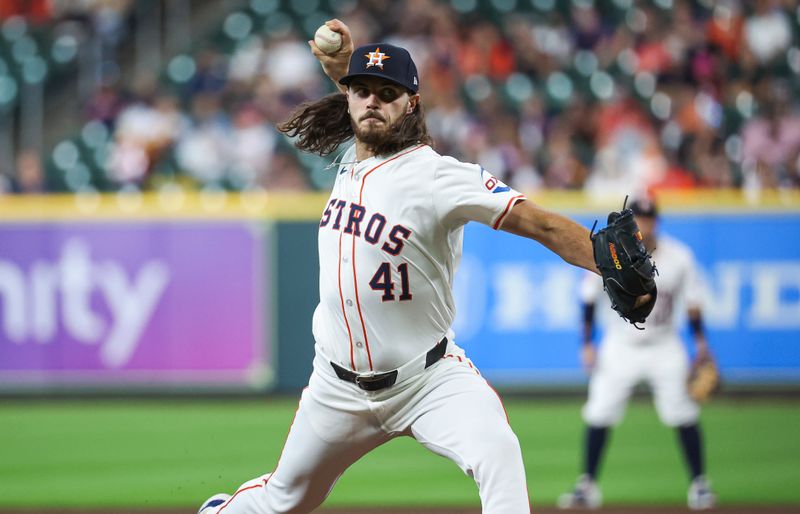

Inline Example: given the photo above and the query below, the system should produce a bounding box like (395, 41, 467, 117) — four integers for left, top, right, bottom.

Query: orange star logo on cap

(364, 47, 390, 69)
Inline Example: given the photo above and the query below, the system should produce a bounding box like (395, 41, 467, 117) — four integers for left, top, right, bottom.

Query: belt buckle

(355, 373, 378, 388)
(355, 371, 396, 391)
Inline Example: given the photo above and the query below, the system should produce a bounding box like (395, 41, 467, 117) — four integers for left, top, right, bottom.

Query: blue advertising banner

(453, 212, 800, 387)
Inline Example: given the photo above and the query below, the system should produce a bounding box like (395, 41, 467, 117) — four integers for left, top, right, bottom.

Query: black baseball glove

(590, 200, 658, 327)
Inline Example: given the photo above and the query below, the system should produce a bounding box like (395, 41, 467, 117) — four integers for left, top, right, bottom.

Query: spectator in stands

(175, 93, 231, 187)
(187, 48, 228, 97)
(228, 103, 278, 190)
(83, 81, 127, 129)
(705, 0, 745, 62)
(743, 0, 792, 68)
(107, 77, 186, 186)
(0, 0, 51, 24)
(260, 150, 309, 191)
(741, 94, 800, 190)
(10, 149, 48, 194)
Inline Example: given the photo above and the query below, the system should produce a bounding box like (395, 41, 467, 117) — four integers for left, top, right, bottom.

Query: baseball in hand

(314, 25, 342, 54)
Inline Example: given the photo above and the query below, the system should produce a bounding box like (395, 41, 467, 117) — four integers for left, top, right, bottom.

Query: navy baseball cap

(629, 197, 659, 218)
(339, 43, 420, 93)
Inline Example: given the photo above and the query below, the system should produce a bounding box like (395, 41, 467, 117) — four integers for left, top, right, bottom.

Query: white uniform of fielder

(559, 198, 716, 511)
(581, 234, 702, 427)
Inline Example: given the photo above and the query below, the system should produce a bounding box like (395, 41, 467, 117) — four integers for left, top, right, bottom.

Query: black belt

(330, 337, 448, 391)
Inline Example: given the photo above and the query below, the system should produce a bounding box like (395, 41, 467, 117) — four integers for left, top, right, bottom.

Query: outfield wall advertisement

(0, 222, 270, 390)
(1, 198, 798, 392)
(453, 213, 800, 387)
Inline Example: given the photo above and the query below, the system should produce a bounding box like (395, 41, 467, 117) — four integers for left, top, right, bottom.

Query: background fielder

(558, 197, 717, 510)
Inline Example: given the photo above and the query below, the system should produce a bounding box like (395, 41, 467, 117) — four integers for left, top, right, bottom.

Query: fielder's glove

(590, 199, 658, 327)
(688, 359, 721, 403)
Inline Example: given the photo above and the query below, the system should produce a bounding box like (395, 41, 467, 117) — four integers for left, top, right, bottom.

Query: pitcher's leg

(408, 362, 530, 514)
(212, 386, 387, 514)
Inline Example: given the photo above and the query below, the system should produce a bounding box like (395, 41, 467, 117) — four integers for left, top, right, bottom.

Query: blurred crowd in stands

(3, 0, 800, 196)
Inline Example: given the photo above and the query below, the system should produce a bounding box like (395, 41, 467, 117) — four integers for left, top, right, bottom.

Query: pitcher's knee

(467, 426, 524, 471)
(497, 427, 523, 456)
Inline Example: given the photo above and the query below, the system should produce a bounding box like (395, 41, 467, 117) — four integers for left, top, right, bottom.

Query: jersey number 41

(369, 262, 412, 302)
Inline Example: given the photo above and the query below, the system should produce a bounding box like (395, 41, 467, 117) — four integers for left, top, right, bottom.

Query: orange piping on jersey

(349, 233, 372, 370)
(486, 381, 530, 512)
(217, 483, 263, 512)
(445, 353, 480, 374)
(218, 389, 307, 512)
(487, 383, 511, 424)
(337, 220, 357, 369)
(352, 144, 427, 371)
(493, 194, 525, 230)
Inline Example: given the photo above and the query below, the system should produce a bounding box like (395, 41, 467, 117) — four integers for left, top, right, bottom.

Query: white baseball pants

(211, 346, 531, 513)
(582, 336, 700, 427)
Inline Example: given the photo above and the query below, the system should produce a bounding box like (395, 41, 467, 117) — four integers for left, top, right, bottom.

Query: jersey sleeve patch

(480, 167, 511, 194)
(432, 156, 524, 229)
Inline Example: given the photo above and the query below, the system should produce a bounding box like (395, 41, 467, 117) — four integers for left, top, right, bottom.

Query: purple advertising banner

(0, 222, 269, 388)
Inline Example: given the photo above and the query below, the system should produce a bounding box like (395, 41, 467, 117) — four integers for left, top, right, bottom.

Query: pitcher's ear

(407, 94, 419, 113)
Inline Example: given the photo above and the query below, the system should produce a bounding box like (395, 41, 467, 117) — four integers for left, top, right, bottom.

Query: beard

(351, 111, 395, 148)
(345, 101, 431, 158)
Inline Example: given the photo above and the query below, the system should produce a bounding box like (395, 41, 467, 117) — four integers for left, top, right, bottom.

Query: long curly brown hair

(277, 92, 433, 157)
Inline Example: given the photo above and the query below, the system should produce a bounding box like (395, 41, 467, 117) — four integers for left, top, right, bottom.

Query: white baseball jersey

(581, 234, 703, 427)
(313, 143, 525, 373)
(581, 234, 703, 342)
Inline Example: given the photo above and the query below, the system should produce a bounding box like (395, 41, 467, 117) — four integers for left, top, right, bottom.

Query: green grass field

(1, 397, 798, 509)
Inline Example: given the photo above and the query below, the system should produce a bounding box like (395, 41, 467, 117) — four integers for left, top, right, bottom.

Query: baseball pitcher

(198, 20, 655, 514)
